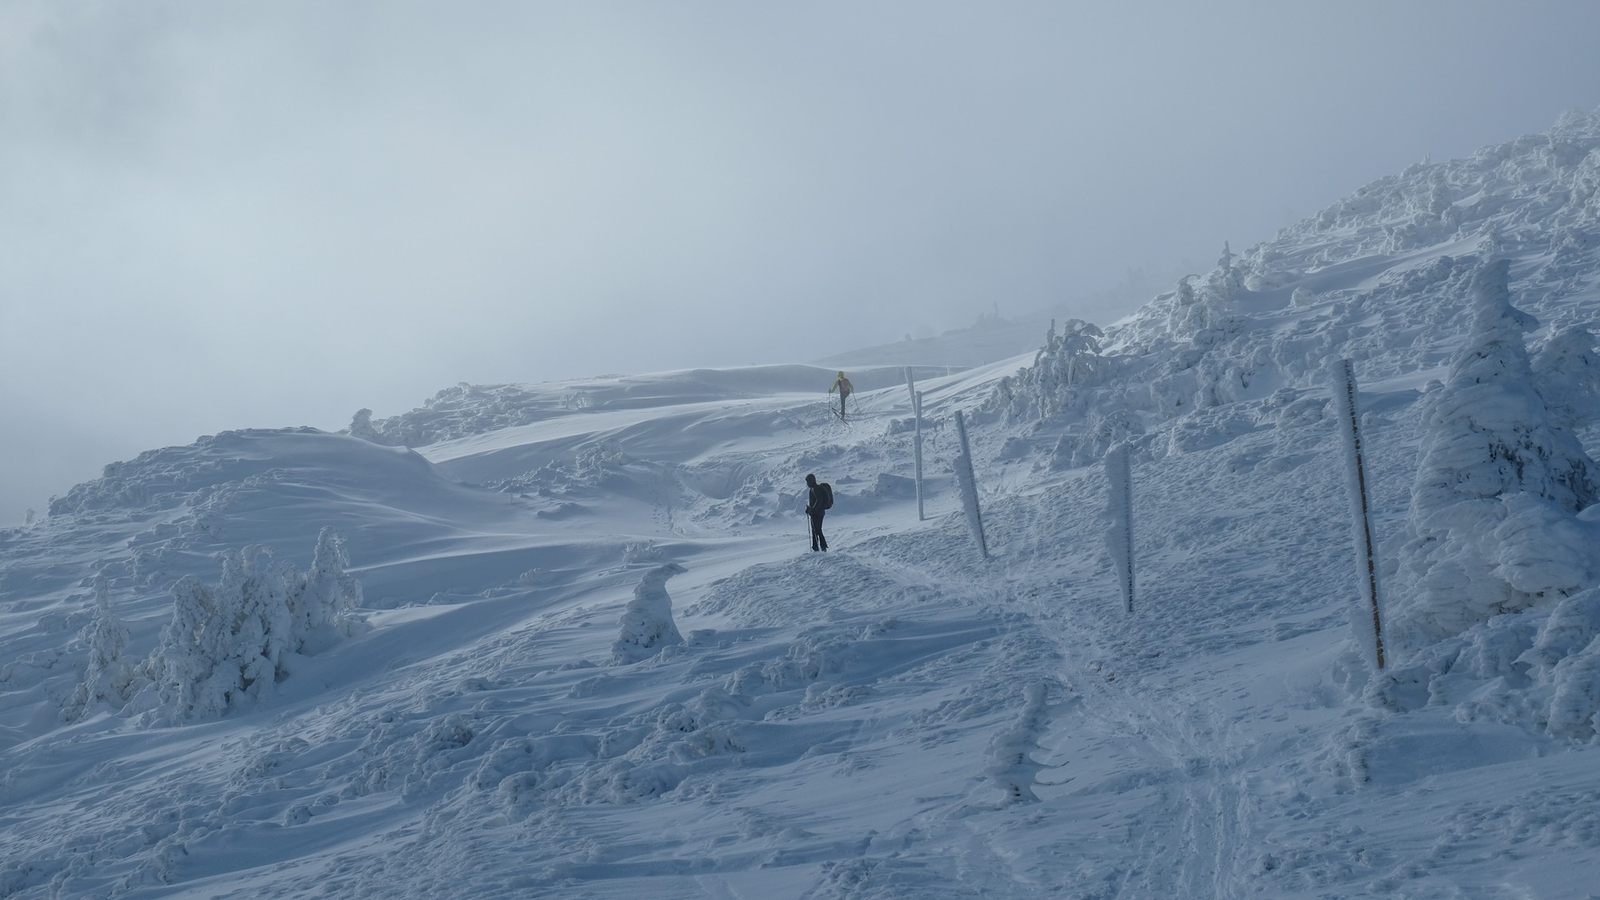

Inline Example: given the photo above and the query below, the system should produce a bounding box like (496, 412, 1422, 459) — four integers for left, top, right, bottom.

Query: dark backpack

(818, 483, 834, 510)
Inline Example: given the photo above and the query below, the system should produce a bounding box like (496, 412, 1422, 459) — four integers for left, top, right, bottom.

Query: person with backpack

(828, 371, 854, 422)
(805, 473, 833, 551)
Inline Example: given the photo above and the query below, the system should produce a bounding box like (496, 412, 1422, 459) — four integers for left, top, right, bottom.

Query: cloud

(3, 0, 1600, 519)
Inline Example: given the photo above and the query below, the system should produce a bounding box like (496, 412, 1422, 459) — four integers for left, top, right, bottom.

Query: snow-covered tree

(1049, 407, 1145, 471)
(64, 577, 135, 719)
(156, 549, 290, 718)
(348, 408, 379, 441)
(1389, 260, 1600, 650)
(157, 574, 236, 720)
(1175, 277, 1197, 308)
(612, 563, 686, 663)
(1059, 328, 1102, 390)
(291, 527, 363, 654)
(154, 532, 365, 721)
(1412, 261, 1595, 515)
(1167, 269, 1244, 346)
(1005, 318, 1106, 420)
(231, 547, 298, 703)
(1533, 324, 1600, 430)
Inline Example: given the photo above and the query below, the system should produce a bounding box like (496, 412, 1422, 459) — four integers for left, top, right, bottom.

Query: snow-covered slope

(814, 311, 1055, 371)
(5, 110, 1600, 898)
(349, 365, 945, 450)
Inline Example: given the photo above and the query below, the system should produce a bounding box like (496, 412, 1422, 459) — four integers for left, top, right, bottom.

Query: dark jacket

(807, 485, 825, 516)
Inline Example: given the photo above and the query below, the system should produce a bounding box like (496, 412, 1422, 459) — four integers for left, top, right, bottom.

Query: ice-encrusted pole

(1330, 359, 1387, 670)
(915, 391, 926, 521)
(1104, 444, 1135, 614)
(905, 367, 926, 522)
(953, 410, 989, 559)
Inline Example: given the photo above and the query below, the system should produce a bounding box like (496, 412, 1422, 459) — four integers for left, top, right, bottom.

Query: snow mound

(611, 563, 687, 663)
(1369, 589, 1600, 743)
(49, 428, 435, 517)
(985, 681, 1050, 803)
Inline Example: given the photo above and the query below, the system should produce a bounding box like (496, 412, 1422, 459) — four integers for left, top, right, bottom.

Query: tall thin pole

(906, 367, 925, 521)
(914, 391, 925, 521)
(1105, 446, 1135, 614)
(1333, 358, 1387, 669)
(953, 410, 988, 559)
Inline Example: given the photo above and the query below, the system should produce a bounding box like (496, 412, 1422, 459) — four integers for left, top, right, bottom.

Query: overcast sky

(3, 1, 1600, 522)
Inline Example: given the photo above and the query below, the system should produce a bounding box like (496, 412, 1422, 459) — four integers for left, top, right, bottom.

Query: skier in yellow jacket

(829, 371, 854, 422)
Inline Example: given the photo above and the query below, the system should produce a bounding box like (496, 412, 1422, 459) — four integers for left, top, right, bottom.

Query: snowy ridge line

(350, 364, 956, 450)
(991, 108, 1600, 478)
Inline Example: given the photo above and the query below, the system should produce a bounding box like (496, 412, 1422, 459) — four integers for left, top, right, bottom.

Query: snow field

(6, 108, 1600, 897)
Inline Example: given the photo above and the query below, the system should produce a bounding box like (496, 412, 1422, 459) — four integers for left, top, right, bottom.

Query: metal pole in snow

(905, 368, 925, 522)
(1332, 358, 1387, 669)
(953, 410, 988, 559)
(1105, 446, 1135, 614)
(914, 391, 925, 521)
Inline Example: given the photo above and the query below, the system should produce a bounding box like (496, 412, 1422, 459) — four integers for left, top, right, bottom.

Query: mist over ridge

(4, 1, 1600, 520)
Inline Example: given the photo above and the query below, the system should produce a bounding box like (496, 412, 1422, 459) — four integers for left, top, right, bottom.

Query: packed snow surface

(6, 110, 1600, 898)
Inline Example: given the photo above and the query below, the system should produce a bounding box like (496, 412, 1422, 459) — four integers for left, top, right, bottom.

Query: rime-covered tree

(157, 574, 236, 720)
(230, 547, 298, 703)
(1008, 318, 1106, 420)
(612, 563, 686, 663)
(1058, 327, 1103, 390)
(1411, 261, 1595, 515)
(65, 577, 134, 719)
(292, 527, 363, 654)
(1533, 325, 1600, 431)
(348, 408, 379, 441)
(1390, 260, 1600, 649)
(154, 532, 364, 721)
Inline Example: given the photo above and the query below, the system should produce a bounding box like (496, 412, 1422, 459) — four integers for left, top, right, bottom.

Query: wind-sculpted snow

(688, 553, 941, 629)
(985, 681, 1050, 803)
